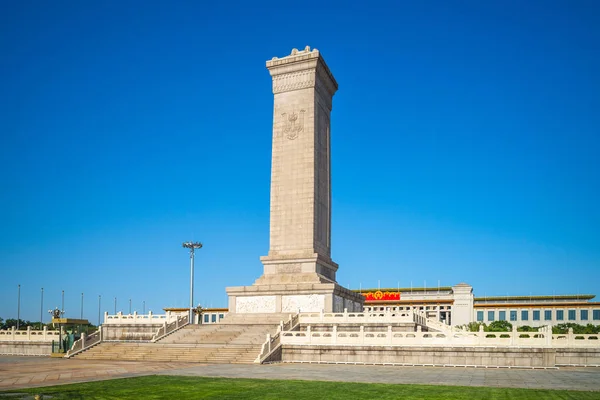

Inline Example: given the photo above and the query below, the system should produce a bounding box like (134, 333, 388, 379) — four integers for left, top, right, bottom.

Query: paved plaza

(0, 356, 599, 392)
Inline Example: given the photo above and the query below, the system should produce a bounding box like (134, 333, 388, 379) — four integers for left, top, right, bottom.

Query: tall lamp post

(182, 241, 202, 324)
(40, 287, 44, 330)
(17, 284, 21, 330)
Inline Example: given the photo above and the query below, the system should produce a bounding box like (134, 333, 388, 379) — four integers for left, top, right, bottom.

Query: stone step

(74, 321, 278, 364)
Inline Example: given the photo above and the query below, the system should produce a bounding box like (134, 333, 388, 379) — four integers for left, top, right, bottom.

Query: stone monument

(226, 46, 364, 314)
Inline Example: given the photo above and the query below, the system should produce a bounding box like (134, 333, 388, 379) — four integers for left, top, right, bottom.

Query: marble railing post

(306, 325, 311, 344)
(478, 325, 485, 346)
(387, 326, 393, 345)
(81, 332, 86, 348)
(266, 334, 271, 353)
(510, 325, 517, 346)
(360, 326, 364, 344)
(332, 325, 337, 344)
(568, 328, 574, 347)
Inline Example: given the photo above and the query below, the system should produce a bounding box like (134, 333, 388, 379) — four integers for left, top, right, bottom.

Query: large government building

(194, 283, 600, 328)
(359, 283, 600, 328)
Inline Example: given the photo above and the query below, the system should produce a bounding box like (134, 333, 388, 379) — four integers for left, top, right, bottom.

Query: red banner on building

(361, 291, 401, 302)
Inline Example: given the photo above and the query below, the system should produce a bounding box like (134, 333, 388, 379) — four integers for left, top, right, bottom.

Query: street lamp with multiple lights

(182, 241, 202, 323)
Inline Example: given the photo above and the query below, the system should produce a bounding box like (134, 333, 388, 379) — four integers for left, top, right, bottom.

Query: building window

(219, 314, 225, 319)
(593, 310, 600, 320)
(544, 310, 552, 321)
(477, 311, 484, 322)
(203, 314, 209, 323)
(211, 314, 217, 323)
(521, 310, 529, 321)
(581, 310, 589, 321)
(557, 310, 564, 321)
(533, 310, 540, 321)
(510, 310, 517, 321)
(568, 310, 576, 321)
(488, 311, 495, 321)
(499, 311, 506, 321)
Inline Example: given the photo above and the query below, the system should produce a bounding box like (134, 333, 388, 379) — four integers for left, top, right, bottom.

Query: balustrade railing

(104, 311, 180, 325)
(66, 329, 103, 358)
(298, 309, 417, 324)
(0, 327, 60, 342)
(552, 329, 600, 348)
(151, 314, 189, 342)
(278, 325, 600, 348)
(256, 312, 300, 363)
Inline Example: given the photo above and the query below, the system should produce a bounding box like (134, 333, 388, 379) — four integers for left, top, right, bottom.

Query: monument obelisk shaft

(257, 46, 338, 284)
(226, 47, 364, 314)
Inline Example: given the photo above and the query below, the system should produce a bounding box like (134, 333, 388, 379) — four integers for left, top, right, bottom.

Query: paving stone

(0, 356, 599, 392)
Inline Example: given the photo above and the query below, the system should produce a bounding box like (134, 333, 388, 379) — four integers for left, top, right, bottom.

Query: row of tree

(0, 317, 97, 330)
(459, 321, 600, 334)
(0, 317, 54, 330)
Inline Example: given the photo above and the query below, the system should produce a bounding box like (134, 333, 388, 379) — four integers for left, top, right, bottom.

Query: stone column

(225, 47, 364, 315)
(257, 46, 339, 285)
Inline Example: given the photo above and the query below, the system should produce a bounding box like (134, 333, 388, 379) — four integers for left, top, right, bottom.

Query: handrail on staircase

(152, 314, 190, 342)
(65, 327, 103, 358)
(255, 312, 300, 364)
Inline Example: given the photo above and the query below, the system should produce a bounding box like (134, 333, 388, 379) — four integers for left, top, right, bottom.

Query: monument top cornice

(266, 46, 338, 97)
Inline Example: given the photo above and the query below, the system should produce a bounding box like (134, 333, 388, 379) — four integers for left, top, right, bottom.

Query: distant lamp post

(182, 241, 203, 324)
(129, 298, 132, 314)
(40, 287, 44, 330)
(98, 295, 101, 326)
(81, 292, 84, 319)
(143, 300, 146, 314)
(17, 284, 21, 330)
(48, 307, 65, 352)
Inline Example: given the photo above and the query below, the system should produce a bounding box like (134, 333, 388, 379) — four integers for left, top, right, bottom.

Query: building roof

(352, 287, 454, 293)
(474, 294, 595, 302)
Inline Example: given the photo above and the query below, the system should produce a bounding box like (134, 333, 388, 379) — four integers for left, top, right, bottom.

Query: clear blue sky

(1, 1, 599, 323)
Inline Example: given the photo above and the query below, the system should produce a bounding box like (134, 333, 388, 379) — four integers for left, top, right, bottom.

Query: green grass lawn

(4, 376, 600, 400)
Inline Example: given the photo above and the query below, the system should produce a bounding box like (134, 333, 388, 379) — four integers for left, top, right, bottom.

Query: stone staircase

(74, 323, 278, 364)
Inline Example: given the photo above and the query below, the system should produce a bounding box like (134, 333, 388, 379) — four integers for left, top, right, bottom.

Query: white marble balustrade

(0, 326, 60, 342)
(103, 311, 180, 325)
(298, 309, 426, 325)
(280, 326, 599, 348)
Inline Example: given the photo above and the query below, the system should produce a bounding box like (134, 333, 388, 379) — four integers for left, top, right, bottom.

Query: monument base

(226, 282, 364, 314)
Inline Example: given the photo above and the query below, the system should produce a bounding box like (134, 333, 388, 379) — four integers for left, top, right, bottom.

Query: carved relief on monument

(275, 263, 302, 274)
(235, 296, 276, 313)
(272, 70, 315, 94)
(282, 294, 325, 312)
(281, 109, 306, 140)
